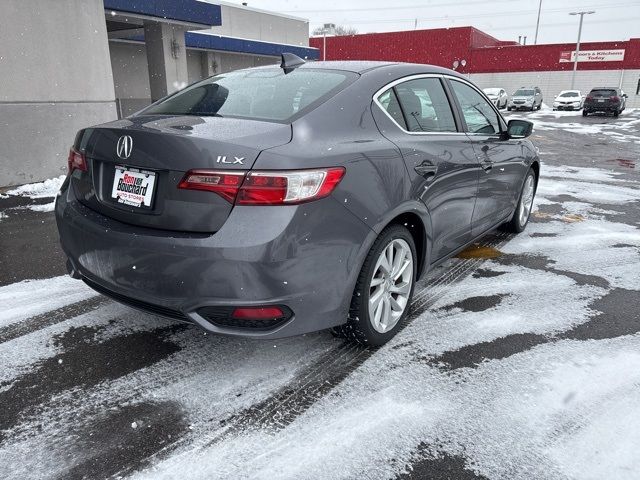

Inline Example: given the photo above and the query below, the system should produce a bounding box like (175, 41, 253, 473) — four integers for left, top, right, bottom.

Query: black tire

(536, 102, 542, 110)
(333, 225, 417, 346)
(613, 110, 620, 117)
(507, 106, 512, 112)
(503, 168, 537, 233)
(582, 110, 588, 117)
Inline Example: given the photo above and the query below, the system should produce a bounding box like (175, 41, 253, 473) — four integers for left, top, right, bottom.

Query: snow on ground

(0, 276, 97, 329)
(509, 108, 640, 144)
(4, 175, 65, 212)
(124, 165, 640, 479)
(5, 175, 66, 199)
(1, 162, 639, 480)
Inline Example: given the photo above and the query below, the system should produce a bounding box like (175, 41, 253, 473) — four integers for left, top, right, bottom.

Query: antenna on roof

(280, 53, 305, 74)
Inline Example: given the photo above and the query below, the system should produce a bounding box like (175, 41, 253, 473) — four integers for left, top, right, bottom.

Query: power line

(310, 15, 636, 28)
(291, 0, 635, 14)
(285, 0, 522, 14)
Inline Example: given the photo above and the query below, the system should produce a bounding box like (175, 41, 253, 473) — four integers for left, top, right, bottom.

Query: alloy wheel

(519, 174, 535, 226)
(368, 238, 413, 333)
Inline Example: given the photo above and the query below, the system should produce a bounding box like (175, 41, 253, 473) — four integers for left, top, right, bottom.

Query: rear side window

(394, 78, 457, 132)
(450, 80, 500, 135)
(377, 89, 407, 129)
(142, 68, 353, 122)
(377, 77, 457, 133)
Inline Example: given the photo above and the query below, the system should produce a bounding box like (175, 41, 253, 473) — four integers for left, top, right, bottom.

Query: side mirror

(507, 119, 534, 138)
(623, 93, 628, 98)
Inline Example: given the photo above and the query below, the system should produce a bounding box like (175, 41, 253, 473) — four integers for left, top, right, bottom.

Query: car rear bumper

(584, 103, 620, 112)
(55, 180, 373, 339)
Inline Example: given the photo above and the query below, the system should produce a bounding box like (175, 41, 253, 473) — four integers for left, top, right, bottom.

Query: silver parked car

(508, 87, 543, 111)
(483, 88, 508, 109)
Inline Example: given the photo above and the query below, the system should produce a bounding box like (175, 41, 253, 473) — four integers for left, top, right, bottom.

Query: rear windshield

(483, 88, 500, 95)
(559, 91, 579, 97)
(514, 89, 534, 96)
(590, 89, 616, 97)
(141, 68, 354, 122)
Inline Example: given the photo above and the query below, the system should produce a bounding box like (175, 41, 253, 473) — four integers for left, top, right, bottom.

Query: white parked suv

(553, 90, 584, 111)
(482, 88, 508, 109)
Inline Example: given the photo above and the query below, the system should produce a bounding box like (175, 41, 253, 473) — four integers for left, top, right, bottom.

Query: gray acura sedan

(56, 55, 538, 346)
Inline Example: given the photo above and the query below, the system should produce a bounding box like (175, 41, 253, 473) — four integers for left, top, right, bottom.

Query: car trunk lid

(72, 115, 291, 233)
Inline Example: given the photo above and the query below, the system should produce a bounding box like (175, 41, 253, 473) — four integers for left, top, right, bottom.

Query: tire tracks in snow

(114, 232, 513, 477)
(0, 296, 109, 344)
(2, 232, 510, 479)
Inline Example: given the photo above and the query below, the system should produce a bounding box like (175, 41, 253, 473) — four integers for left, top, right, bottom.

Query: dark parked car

(583, 87, 627, 117)
(56, 55, 539, 346)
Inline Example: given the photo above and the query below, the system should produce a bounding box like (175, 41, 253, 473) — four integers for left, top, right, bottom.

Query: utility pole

(534, 0, 542, 44)
(569, 11, 595, 89)
(323, 31, 326, 61)
(320, 23, 336, 61)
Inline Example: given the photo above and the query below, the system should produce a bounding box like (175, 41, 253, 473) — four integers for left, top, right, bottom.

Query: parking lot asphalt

(0, 108, 639, 479)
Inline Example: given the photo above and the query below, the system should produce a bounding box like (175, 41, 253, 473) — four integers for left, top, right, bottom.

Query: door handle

(414, 163, 437, 179)
(477, 155, 492, 172)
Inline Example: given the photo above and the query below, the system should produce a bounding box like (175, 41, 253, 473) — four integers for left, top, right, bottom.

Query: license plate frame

(111, 165, 157, 209)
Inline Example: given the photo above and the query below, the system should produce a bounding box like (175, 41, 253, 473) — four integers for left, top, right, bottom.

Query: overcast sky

(241, 0, 640, 44)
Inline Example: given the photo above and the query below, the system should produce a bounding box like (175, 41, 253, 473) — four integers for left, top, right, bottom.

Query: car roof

(231, 60, 470, 82)
(297, 60, 397, 73)
(591, 87, 618, 90)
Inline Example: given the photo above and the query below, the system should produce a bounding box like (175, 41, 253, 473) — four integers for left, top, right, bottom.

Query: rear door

(372, 75, 480, 261)
(446, 78, 526, 236)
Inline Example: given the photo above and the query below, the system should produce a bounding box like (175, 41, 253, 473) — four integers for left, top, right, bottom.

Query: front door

(447, 78, 526, 236)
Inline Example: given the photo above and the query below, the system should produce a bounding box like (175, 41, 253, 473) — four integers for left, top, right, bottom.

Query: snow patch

(6, 175, 65, 199)
(0, 276, 98, 329)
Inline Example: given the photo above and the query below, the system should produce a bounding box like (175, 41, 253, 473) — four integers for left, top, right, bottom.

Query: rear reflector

(178, 167, 345, 205)
(232, 306, 285, 319)
(67, 148, 87, 174)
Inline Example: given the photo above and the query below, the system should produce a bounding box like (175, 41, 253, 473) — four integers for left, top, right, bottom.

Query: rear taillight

(178, 167, 345, 205)
(238, 168, 345, 205)
(67, 148, 87, 174)
(586, 96, 593, 101)
(611, 96, 620, 102)
(178, 170, 245, 203)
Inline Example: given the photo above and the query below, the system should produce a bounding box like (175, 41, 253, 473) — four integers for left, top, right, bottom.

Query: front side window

(142, 68, 353, 122)
(391, 78, 457, 133)
(450, 80, 501, 135)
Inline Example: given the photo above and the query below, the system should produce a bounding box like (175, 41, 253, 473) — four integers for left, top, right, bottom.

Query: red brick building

(311, 27, 640, 107)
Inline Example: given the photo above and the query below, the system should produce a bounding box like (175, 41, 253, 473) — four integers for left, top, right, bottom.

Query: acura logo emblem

(116, 135, 133, 159)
